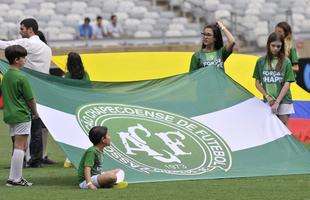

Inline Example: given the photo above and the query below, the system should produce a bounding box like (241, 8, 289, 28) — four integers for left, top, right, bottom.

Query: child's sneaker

(6, 177, 33, 187)
(112, 181, 128, 189)
(63, 158, 72, 168)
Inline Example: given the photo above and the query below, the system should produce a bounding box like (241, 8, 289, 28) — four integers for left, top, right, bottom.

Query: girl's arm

(292, 64, 299, 73)
(289, 48, 299, 73)
(217, 21, 235, 51)
(271, 82, 291, 114)
(255, 80, 274, 105)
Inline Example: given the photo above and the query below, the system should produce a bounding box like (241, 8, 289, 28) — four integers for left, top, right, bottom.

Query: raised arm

(217, 21, 235, 51)
(0, 38, 28, 50)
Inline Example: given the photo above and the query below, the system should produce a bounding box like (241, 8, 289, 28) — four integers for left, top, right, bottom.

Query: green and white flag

(1, 60, 310, 183)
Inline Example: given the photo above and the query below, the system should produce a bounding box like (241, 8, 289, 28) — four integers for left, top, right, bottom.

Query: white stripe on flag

(38, 97, 291, 152)
(191, 97, 291, 152)
(38, 104, 91, 149)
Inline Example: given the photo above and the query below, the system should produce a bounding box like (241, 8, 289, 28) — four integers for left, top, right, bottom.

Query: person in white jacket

(0, 18, 55, 167)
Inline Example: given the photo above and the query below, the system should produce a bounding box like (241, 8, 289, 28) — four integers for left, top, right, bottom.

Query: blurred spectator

(106, 15, 124, 38)
(93, 16, 107, 39)
(79, 17, 93, 39)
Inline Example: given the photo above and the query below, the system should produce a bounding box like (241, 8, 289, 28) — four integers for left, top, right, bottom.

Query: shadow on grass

(31, 175, 77, 187)
(0, 162, 78, 188)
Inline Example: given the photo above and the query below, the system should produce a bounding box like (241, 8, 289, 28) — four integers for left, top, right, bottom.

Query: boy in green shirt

(78, 126, 128, 190)
(2, 45, 39, 186)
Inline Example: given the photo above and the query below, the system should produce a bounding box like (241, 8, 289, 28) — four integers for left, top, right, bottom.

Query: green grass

(1, 110, 310, 200)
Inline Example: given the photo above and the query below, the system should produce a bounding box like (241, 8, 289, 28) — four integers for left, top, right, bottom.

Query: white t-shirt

(93, 24, 107, 39)
(0, 35, 52, 74)
(106, 22, 124, 38)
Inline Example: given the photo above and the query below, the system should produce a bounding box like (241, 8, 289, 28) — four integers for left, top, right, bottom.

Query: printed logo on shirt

(262, 70, 283, 83)
(202, 59, 224, 69)
(76, 103, 232, 176)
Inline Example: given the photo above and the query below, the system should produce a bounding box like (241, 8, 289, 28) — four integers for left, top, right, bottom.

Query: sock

(116, 169, 125, 183)
(42, 128, 48, 158)
(25, 136, 31, 162)
(9, 149, 25, 182)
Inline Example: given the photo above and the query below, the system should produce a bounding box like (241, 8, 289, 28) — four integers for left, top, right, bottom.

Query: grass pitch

(0, 110, 310, 200)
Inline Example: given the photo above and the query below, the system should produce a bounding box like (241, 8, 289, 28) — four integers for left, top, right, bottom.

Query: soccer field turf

(1, 110, 310, 200)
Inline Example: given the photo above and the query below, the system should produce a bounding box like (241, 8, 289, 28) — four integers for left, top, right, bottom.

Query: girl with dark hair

(275, 21, 299, 73)
(253, 32, 295, 126)
(65, 52, 90, 80)
(36, 30, 47, 44)
(63, 52, 90, 167)
(189, 21, 235, 72)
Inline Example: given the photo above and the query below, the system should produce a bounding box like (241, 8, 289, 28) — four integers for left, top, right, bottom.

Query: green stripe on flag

(58, 135, 310, 183)
(0, 59, 253, 117)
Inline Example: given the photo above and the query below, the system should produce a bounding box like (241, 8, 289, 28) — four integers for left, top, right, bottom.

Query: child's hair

(266, 32, 285, 71)
(66, 52, 86, 80)
(276, 21, 293, 57)
(89, 126, 108, 145)
(5, 45, 27, 65)
(201, 23, 223, 50)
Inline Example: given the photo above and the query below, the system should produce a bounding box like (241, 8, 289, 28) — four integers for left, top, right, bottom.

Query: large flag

(53, 53, 310, 141)
(1, 59, 310, 183)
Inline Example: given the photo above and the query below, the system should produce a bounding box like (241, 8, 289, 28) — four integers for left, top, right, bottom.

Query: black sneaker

(26, 160, 42, 168)
(42, 156, 56, 165)
(6, 178, 33, 186)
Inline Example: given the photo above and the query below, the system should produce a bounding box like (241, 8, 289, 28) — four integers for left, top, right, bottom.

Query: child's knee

(110, 174, 117, 183)
(14, 145, 26, 151)
(14, 140, 28, 150)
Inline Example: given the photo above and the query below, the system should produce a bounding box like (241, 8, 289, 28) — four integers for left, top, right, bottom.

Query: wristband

(87, 182, 93, 186)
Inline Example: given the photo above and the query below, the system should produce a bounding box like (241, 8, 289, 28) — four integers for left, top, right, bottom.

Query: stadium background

(0, 0, 310, 199)
(0, 0, 309, 90)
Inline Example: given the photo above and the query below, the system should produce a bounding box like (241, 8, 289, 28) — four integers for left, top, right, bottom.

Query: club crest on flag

(76, 103, 232, 175)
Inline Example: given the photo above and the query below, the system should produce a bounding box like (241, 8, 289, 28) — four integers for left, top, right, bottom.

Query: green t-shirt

(2, 68, 33, 124)
(0, 72, 3, 96)
(78, 146, 104, 182)
(289, 47, 299, 65)
(64, 71, 90, 81)
(253, 56, 295, 104)
(189, 47, 232, 72)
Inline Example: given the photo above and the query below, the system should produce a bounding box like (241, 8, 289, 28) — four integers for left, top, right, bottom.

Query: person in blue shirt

(79, 17, 93, 39)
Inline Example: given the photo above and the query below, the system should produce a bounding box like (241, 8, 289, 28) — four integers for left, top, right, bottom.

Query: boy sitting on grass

(78, 126, 128, 190)
(2, 45, 39, 186)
